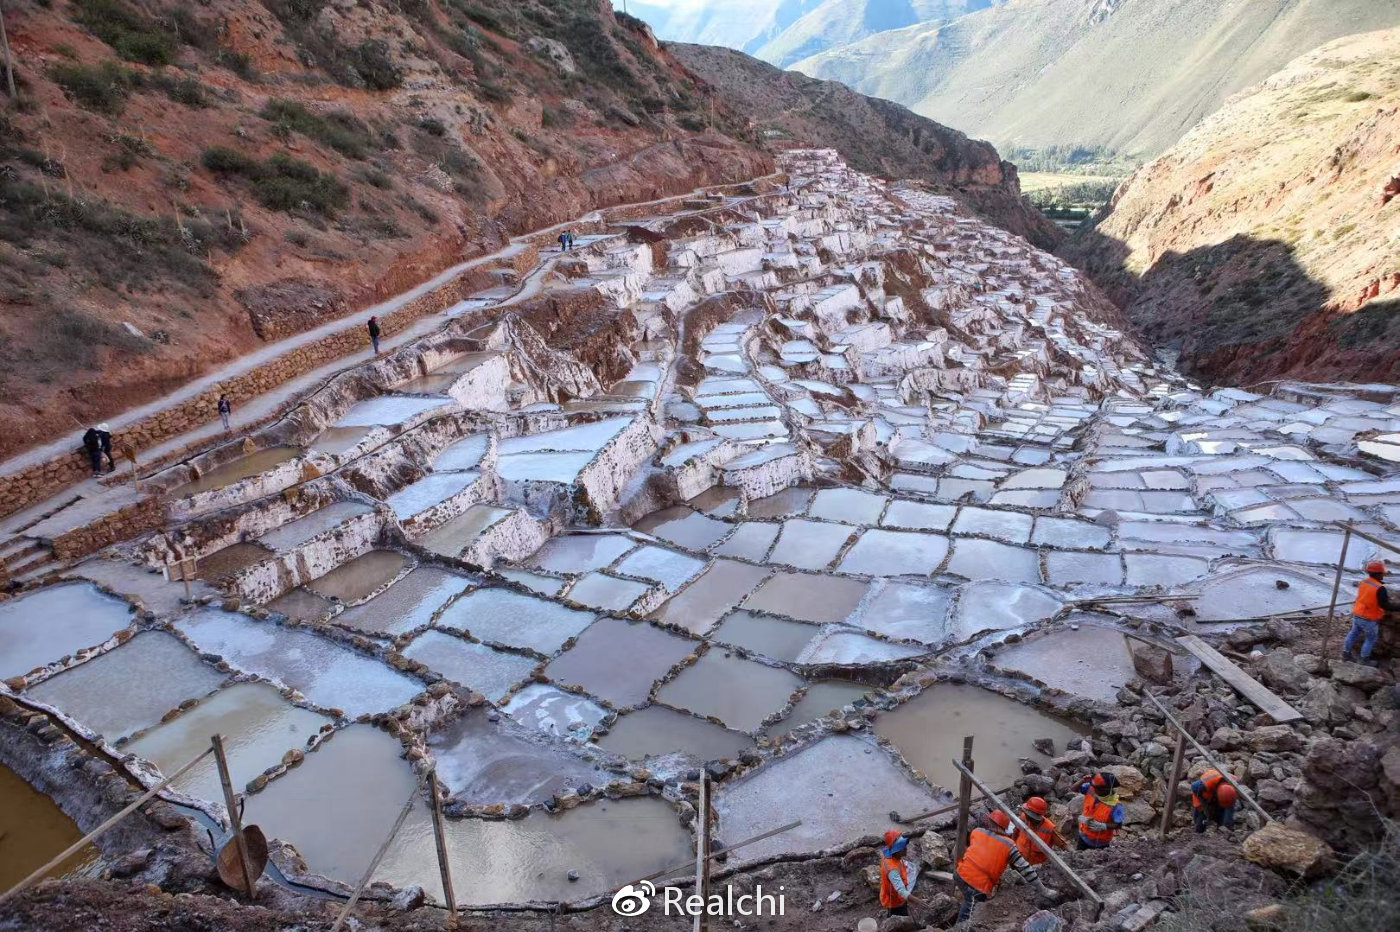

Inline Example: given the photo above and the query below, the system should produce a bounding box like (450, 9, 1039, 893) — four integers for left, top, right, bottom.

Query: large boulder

(1299, 680, 1357, 726)
(1241, 823, 1333, 878)
(1258, 651, 1313, 694)
(1247, 724, 1304, 752)
(1101, 764, 1147, 797)
(1292, 736, 1400, 849)
(1330, 660, 1390, 693)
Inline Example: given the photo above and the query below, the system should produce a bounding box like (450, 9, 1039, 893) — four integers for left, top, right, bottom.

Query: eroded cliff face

(1066, 28, 1400, 386)
(0, 0, 772, 459)
(668, 41, 1062, 251)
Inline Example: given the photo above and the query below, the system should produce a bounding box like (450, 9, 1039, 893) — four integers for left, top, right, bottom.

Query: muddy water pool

(305, 550, 406, 604)
(648, 560, 770, 635)
(764, 680, 872, 738)
(0, 764, 100, 889)
(543, 617, 693, 708)
(333, 567, 470, 636)
(598, 704, 753, 762)
(170, 447, 301, 497)
(656, 651, 803, 733)
(874, 682, 1085, 793)
(436, 588, 594, 654)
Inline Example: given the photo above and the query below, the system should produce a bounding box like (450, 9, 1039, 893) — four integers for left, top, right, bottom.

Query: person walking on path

(1191, 770, 1239, 832)
(1076, 772, 1124, 850)
(82, 426, 103, 477)
(95, 423, 115, 473)
(953, 811, 1057, 925)
(1344, 561, 1392, 666)
(368, 316, 381, 355)
(217, 394, 232, 432)
(558, 231, 569, 252)
(878, 829, 921, 918)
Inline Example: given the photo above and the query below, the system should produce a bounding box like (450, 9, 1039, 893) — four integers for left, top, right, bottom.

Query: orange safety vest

(1080, 792, 1118, 845)
(1192, 770, 1226, 809)
(1014, 817, 1061, 865)
(879, 855, 909, 908)
(1354, 578, 1386, 621)
(956, 828, 1017, 895)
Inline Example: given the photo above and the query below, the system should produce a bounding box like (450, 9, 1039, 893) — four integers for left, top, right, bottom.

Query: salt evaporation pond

(714, 735, 940, 862)
(764, 681, 872, 738)
(401, 630, 537, 702)
(991, 627, 1137, 702)
(376, 795, 692, 905)
(333, 396, 450, 428)
(170, 446, 301, 497)
(528, 534, 636, 574)
(428, 710, 608, 806)
(435, 588, 594, 654)
(305, 550, 406, 603)
(256, 501, 373, 552)
(544, 617, 694, 708)
(385, 473, 478, 520)
(741, 571, 866, 624)
(656, 652, 803, 733)
(648, 560, 770, 635)
(0, 581, 133, 680)
(504, 684, 608, 739)
(334, 567, 470, 636)
(0, 763, 100, 889)
(598, 704, 753, 763)
(176, 609, 421, 717)
(875, 682, 1085, 792)
(125, 681, 329, 804)
(26, 631, 225, 741)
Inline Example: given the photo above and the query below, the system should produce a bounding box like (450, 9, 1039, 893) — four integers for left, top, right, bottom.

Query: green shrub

(49, 60, 133, 115)
(71, 0, 177, 66)
(151, 73, 210, 107)
(349, 39, 403, 90)
(417, 116, 447, 137)
(1345, 91, 1374, 102)
(251, 153, 348, 215)
(215, 48, 257, 81)
(477, 78, 511, 104)
(201, 146, 261, 175)
(261, 98, 370, 158)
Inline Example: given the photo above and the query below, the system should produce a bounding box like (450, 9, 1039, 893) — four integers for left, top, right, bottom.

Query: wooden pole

(1143, 691, 1273, 823)
(952, 736, 974, 863)
(1320, 524, 1353, 663)
(1159, 733, 1187, 841)
(211, 734, 257, 899)
(950, 760, 1102, 910)
(0, 0, 16, 101)
(632, 819, 802, 887)
(0, 745, 215, 906)
(331, 777, 423, 932)
(427, 769, 457, 926)
(896, 785, 1014, 825)
(694, 775, 711, 932)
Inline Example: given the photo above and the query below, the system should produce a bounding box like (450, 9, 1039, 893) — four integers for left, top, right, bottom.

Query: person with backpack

(368, 316, 381, 354)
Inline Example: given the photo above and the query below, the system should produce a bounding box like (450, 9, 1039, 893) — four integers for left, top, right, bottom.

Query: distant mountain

(670, 42, 1060, 249)
(793, 0, 1400, 159)
(620, 1, 995, 67)
(1065, 28, 1400, 385)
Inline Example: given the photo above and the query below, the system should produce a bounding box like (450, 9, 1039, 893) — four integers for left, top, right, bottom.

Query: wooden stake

(1321, 523, 1353, 663)
(951, 760, 1102, 912)
(1160, 733, 1187, 841)
(212, 734, 257, 899)
(428, 769, 457, 926)
(0, 745, 215, 906)
(694, 775, 711, 932)
(1143, 691, 1273, 823)
(331, 776, 424, 931)
(895, 785, 1013, 825)
(952, 736, 974, 864)
(631, 819, 802, 887)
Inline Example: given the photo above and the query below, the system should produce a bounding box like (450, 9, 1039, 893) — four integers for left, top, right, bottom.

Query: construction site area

(1, 150, 1398, 932)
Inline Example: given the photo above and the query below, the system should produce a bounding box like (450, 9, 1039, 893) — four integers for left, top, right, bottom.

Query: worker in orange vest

(1191, 770, 1239, 832)
(878, 829, 921, 917)
(1344, 561, 1391, 666)
(954, 811, 1059, 924)
(1076, 772, 1125, 849)
(1013, 796, 1066, 865)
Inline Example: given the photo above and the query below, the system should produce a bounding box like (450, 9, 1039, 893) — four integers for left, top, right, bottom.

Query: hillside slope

(0, 0, 772, 460)
(793, 0, 1400, 159)
(670, 41, 1058, 249)
(1065, 29, 1400, 385)
(752, 1, 996, 67)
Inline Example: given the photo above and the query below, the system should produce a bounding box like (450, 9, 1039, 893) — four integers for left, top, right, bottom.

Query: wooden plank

(1176, 635, 1301, 723)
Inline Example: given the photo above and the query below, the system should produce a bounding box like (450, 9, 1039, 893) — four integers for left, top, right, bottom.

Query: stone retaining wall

(50, 497, 165, 562)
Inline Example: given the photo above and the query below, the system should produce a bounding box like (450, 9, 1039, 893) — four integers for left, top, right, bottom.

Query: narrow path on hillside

(0, 174, 782, 540)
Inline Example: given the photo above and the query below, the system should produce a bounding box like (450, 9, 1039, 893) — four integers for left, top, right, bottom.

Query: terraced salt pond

(0, 582, 133, 680)
(170, 446, 301, 497)
(0, 764, 99, 889)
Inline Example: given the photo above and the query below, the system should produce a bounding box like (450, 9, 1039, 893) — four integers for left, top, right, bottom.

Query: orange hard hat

(988, 810, 1011, 830)
(1366, 560, 1387, 575)
(1216, 783, 1238, 807)
(1022, 797, 1050, 817)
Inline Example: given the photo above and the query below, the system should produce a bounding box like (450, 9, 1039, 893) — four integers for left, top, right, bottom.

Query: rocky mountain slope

(669, 41, 1059, 249)
(1065, 29, 1400, 385)
(793, 0, 1400, 160)
(0, 0, 776, 461)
